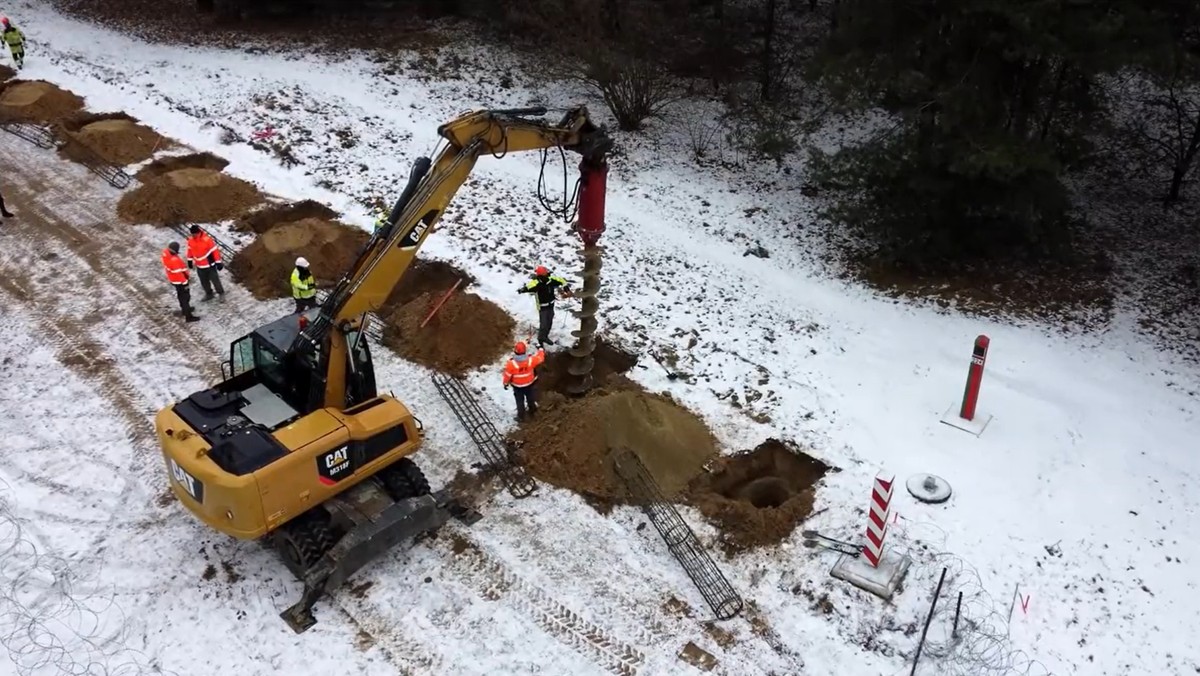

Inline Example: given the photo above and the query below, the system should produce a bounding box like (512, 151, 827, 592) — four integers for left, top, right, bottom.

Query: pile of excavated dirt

(117, 168, 262, 225)
(234, 199, 339, 234)
(513, 389, 718, 507)
(230, 218, 368, 299)
(685, 439, 831, 553)
(136, 152, 230, 181)
(374, 259, 512, 375)
(379, 288, 515, 376)
(60, 114, 172, 166)
(0, 65, 14, 82)
(0, 80, 85, 123)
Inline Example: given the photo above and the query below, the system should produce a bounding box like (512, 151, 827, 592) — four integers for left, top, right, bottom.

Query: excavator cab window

(345, 330, 377, 407)
(230, 335, 255, 377)
(254, 339, 289, 396)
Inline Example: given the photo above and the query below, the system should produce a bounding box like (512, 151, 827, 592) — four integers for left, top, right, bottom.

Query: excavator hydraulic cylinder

(575, 158, 608, 247)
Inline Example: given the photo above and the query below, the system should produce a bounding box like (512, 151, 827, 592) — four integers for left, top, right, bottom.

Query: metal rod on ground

(420, 278, 462, 328)
(952, 591, 962, 639)
(910, 567, 948, 676)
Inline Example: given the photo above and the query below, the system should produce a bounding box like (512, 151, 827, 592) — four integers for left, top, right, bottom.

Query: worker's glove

(503, 383, 510, 390)
(187, 260, 194, 269)
(215, 262, 224, 271)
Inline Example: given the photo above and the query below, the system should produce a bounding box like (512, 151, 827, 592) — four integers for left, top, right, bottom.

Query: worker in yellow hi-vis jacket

(2, 17, 25, 70)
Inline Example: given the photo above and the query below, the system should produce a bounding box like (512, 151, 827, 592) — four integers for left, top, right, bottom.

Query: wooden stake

(420, 278, 462, 328)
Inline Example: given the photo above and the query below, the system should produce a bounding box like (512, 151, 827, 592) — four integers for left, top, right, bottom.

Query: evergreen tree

(811, 0, 1146, 268)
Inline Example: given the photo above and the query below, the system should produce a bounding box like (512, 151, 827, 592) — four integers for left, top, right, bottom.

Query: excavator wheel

(379, 457, 431, 501)
(272, 512, 339, 578)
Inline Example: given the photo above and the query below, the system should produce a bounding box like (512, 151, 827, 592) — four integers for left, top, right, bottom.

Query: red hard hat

(534, 265, 548, 276)
(514, 341, 527, 354)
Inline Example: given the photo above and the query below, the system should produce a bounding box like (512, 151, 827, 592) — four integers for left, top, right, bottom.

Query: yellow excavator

(154, 105, 614, 632)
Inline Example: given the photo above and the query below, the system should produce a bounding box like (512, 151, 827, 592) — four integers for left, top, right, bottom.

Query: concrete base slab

(830, 549, 912, 600)
(939, 404, 993, 437)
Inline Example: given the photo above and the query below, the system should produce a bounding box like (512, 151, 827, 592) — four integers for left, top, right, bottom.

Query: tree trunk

(761, 0, 777, 102)
(1166, 106, 1200, 203)
(603, 0, 621, 38)
(1038, 61, 1071, 142)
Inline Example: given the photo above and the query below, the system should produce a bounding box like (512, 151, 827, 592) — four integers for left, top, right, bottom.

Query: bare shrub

(568, 51, 678, 132)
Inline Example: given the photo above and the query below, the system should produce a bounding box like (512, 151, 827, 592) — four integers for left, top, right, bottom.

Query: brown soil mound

(686, 439, 831, 553)
(0, 65, 14, 82)
(372, 259, 509, 374)
(234, 199, 339, 234)
(0, 80, 85, 123)
(514, 389, 718, 505)
(392, 259, 477, 303)
(117, 168, 262, 225)
(137, 152, 230, 181)
(61, 116, 171, 166)
(230, 218, 368, 299)
(379, 287, 514, 375)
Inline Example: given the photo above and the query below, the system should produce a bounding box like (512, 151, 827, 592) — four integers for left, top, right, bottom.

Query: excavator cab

(220, 308, 377, 415)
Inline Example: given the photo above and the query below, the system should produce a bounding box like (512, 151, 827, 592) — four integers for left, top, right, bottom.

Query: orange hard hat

(534, 265, 548, 276)
(514, 341, 527, 354)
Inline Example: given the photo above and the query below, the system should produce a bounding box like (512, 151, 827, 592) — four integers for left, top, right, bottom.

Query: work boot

(202, 293, 216, 302)
(1, 209, 13, 218)
(185, 313, 201, 323)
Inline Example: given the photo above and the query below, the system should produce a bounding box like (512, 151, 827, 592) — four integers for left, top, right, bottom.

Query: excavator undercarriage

(274, 466, 480, 632)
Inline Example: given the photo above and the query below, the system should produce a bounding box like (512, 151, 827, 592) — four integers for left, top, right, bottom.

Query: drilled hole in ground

(537, 336, 639, 396)
(687, 438, 834, 553)
(737, 476, 792, 508)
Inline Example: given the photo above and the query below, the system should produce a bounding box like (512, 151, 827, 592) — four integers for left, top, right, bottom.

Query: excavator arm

(294, 105, 613, 410)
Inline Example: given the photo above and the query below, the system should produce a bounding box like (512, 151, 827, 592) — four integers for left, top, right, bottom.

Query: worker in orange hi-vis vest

(162, 241, 200, 323)
(502, 340, 546, 422)
(186, 224, 225, 301)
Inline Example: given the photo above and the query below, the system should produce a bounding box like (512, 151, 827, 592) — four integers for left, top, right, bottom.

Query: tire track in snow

(0, 137, 456, 671)
(331, 598, 443, 675)
(438, 531, 646, 676)
(0, 276, 157, 559)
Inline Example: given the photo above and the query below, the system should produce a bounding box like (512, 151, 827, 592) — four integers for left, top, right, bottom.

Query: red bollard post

(959, 335, 990, 421)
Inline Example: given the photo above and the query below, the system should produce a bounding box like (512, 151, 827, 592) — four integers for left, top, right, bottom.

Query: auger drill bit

(566, 153, 609, 395)
(566, 245, 603, 395)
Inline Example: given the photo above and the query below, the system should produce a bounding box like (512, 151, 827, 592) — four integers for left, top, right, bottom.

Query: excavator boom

(296, 105, 613, 410)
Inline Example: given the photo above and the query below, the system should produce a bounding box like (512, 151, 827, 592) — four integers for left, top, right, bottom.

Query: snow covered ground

(2, 4, 1199, 675)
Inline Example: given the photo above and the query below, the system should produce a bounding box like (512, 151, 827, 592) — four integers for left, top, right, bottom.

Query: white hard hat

(295, 256, 309, 268)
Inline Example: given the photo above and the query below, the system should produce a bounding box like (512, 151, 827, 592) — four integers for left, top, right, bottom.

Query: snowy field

(2, 4, 1199, 675)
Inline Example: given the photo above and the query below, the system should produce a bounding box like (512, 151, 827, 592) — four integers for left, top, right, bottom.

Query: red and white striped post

(863, 473, 894, 567)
